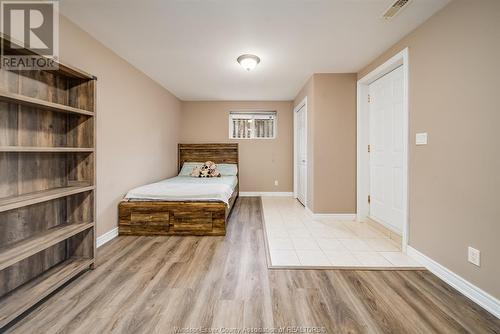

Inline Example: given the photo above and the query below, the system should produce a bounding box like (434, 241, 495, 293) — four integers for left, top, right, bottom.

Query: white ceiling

(60, 0, 449, 101)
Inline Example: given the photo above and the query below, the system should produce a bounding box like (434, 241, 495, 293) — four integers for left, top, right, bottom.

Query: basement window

(229, 111, 277, 139)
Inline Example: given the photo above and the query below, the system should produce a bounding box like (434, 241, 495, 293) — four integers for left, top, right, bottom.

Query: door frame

(356, 48, 409, 252)
(293, 96, 308, 206)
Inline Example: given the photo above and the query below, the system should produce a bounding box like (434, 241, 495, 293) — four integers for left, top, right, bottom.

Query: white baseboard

(305, 207, 356, 221)
(239, 192, 293, 197)
(407, 246, 500, 319)
(359, 214, 402, 235)
(96, 227, 118, 248)
(313, 213, 356, 221)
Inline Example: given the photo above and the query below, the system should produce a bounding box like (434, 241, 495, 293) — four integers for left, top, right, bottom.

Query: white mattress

(124, 176, 238, 205)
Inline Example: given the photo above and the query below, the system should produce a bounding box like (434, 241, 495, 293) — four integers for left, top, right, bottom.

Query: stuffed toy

(190, 161, 221, 177)
(189, 166, 201, 177)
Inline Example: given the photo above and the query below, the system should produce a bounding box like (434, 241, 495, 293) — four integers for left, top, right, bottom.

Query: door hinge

(368, 195, 371, 204)
(368, 144, 371, 153)
(368, 94, 371, 103)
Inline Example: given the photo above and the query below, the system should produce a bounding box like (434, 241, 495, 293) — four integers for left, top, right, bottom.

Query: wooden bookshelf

(0, 35, 96, 329)
(0, 257, 94, 327)
(0, 184, 94, 213)
(0, 222, 94, 271)
(0, 146, 94, 152)
(0, 90, 94, 116)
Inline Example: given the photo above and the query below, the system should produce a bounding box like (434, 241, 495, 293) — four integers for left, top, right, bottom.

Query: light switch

(416, 132, 428, 145)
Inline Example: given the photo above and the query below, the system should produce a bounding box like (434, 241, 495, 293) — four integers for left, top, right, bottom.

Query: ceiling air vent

(382, 0, 412, 19)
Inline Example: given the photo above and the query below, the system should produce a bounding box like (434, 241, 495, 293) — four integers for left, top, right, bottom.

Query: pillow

(217, 163, 238, 176)
(179, 162, 203, 176)
(190, 161, 221, 178)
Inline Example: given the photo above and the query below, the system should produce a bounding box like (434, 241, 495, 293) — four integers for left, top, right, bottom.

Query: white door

(295, 104, 307, 205)
(368, 66, 405, 232)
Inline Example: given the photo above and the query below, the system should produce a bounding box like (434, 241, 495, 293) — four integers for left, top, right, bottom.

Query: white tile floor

(262, 197, 422, 269)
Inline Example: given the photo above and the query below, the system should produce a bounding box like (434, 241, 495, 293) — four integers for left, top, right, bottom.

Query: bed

(118, 143, 239, 236)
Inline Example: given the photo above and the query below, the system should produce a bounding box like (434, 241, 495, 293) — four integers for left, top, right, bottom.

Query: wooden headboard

(178, 143, 239, 172)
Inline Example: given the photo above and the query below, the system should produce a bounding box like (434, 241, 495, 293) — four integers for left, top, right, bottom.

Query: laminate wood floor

(6, 197, 500, 333)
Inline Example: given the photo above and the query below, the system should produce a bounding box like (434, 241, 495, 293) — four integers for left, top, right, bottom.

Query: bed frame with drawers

(118, 143, 239, 236)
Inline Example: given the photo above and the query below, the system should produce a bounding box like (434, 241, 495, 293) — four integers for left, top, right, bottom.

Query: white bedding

(124, 175, 238, 205)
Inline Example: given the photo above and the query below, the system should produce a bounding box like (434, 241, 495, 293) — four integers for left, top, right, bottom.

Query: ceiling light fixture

(237, 54, 260, 71)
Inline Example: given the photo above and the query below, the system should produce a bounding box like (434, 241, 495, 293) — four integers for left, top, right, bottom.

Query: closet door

(295, 104, 307, 206)
(368, 65, 405, 232)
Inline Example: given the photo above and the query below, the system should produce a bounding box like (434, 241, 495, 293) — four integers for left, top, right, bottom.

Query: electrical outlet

(468, 247, 480, 266)
(274, 180, 279, 186)
(416, 132, 428, 145)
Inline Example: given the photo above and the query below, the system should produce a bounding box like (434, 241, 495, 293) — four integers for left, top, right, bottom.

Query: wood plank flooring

(5, 197, 500, 333)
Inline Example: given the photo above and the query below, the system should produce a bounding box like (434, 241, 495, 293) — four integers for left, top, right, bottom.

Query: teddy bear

(190, 161, 221, 177)
(189, 166, 202, 177)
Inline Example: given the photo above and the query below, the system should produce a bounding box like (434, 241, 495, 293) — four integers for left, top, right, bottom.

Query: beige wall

(294, 74, 357, 214)
(59, 16, 182, 237)
(312, 74, 357, 214)
(180, 101, 293, 192)
(358, 0, 500, 299)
